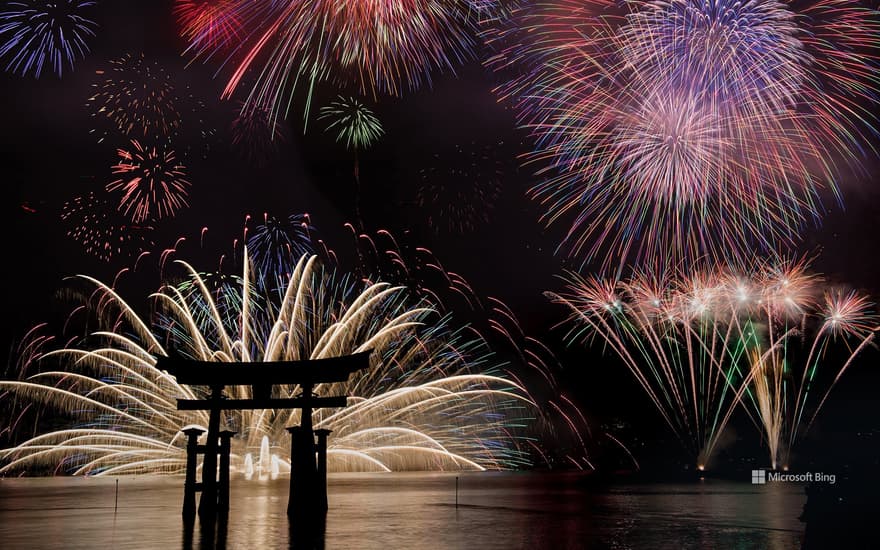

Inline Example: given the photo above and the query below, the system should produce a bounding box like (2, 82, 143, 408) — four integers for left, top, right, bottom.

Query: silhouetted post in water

(218, 430, 236, 512)
(287, 426, 317, 517)
(288, 380, 317, 517)
(182, 427, 206, 520)
(315, 429, 332, 511)
(456, 476, 459, 508)
(199, 385, 223, 519)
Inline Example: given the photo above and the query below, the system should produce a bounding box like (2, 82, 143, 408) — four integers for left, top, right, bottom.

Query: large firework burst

(179, 0, 477, 121)
(487, 0, 880, 271)
(548, 259, 877, 468)
(0, 255, 540, 475)
(106, 139, 191, 223)
(0, 0, 97, 78)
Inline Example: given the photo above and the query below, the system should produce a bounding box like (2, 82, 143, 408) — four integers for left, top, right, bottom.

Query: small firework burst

(0, 0, 97, 78)
(87, 53, 182, 143)
(246, 213, 315, 284)
(415, 141, 505, 234)
(319, 96, 384, 151)
(60, 191, 155, 262)
(319, 96, 384, 228)
(230, 102, 286, 165)
(106, 139, 191, 223)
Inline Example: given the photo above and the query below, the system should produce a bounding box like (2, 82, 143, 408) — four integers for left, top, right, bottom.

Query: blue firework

(0, 0, 97, 78)
(246, 213, 315, 285)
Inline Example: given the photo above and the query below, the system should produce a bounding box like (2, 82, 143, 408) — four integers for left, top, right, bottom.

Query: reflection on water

(0, 472, 804, 549)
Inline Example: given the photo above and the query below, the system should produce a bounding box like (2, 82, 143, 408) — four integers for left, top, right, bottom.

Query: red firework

(106, 139, 191, 223)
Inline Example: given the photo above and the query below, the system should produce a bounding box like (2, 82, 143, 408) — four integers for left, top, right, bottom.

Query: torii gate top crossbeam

(155, 350, 371, 386)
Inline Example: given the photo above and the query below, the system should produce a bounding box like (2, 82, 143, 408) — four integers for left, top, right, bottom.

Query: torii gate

(156, 351, 371, 520)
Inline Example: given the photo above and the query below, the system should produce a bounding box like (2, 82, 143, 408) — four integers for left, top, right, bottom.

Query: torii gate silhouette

(156, 351, 371, 521)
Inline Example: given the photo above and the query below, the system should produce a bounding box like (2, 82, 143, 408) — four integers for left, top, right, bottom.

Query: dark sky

(0, 1, 572, 336)
(1, 0, 878, 463)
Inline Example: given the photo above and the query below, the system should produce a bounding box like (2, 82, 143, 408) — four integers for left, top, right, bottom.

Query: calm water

(0, 472, 805, 549)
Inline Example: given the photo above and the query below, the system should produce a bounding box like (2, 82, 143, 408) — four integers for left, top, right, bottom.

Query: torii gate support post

(198, 385, 223, 520)
(287, 425, 317, 518)
(218, 430, 236, 513)
(287, 380, 318, 517)
(315, 429, 332, 512)
(182, 427, 206, 520)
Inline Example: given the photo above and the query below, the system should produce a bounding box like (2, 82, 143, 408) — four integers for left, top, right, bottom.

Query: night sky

(2, 0, 879, 468)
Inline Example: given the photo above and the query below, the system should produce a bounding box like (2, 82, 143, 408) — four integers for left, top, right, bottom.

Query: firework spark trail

(319, 96, 384, 228)
(0, 0, 97, 78)
(1, 255, 541, 475)
(549, 259, 877, 468)
(175, 0, 243, 55)
(486, 0, 880, 272)
(179, 0, 477, 122)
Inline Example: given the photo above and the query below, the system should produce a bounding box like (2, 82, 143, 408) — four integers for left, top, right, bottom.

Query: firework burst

(86, 53, 216, 154)
(319, 96, 384, 152)
(230, 102, 286, 165)
(246, 213, 315, 285)
(319, 96, 384, 228)
(60, 192, 155, 262)
(487, 0, 880, 271)
(106, 139, 191, 223)
(0, 255, 540, 475)
(414, 141, 505, 235)
(0, 0, 97, 78)
(549, 259, 877, 468)
(87, 53, 182, 144)
(180, 0, 477, 121)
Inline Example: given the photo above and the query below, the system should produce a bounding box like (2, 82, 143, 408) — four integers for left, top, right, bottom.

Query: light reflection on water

(0, 472, 804, 549)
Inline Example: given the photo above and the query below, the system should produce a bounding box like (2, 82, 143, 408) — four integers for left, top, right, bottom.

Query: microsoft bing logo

(750, 469, 836, 484)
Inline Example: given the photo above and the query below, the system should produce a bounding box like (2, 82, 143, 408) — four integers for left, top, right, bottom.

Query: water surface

(0, 472, 805, 549)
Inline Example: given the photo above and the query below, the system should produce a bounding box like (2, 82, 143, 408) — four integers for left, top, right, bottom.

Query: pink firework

(550, 257, 878, 468)
(486, 0, 880, 271)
